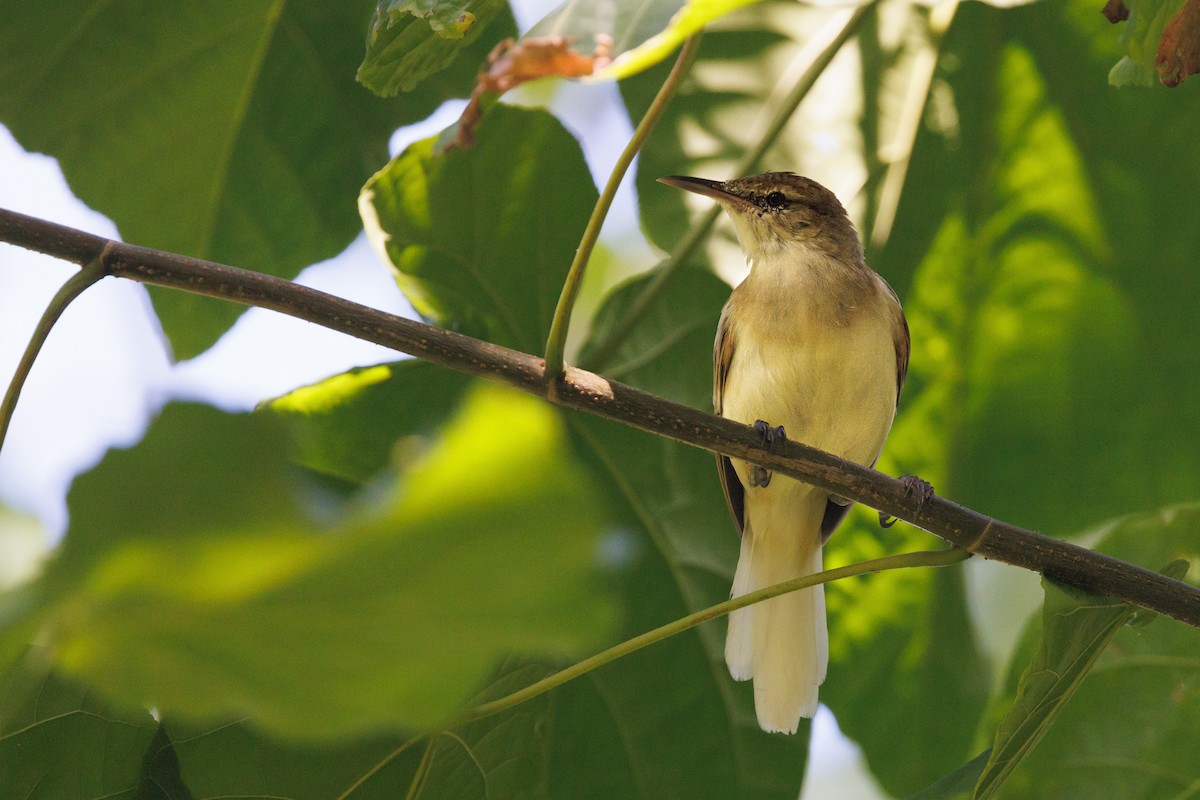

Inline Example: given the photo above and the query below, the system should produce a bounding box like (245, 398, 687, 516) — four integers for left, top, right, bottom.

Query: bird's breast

(721, 282, 898, 475)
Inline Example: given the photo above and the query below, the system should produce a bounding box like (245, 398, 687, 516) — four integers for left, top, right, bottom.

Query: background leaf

(0, 0, 507, 357)
(360, 103, 597, 353)
(579, 263, 729, 407)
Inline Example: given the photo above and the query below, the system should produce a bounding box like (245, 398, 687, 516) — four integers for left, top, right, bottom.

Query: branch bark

(3, 206, 1199, 628)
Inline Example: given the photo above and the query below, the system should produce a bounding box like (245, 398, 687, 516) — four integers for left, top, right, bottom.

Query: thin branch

(342, 546, 970, 796)
(1, 207, 1198, 628)
(455, 546, 970, 726)
(583, 3, 876, 371)
(1, 250, 107, 450)
(543, 34, 702, 381)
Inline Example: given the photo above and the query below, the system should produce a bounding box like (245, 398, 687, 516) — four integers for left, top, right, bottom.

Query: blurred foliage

(2, 0, 1200, 797)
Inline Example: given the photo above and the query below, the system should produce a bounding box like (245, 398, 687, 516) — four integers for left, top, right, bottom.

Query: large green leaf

(887, 0, 1200, 537)
(162, 717, 416, 799)
(358, 0, 511, 96)
(558, 273, 808, 798)
(360, 103, 597, 353)
(10, 389, 610, 739)
(0, 1, 507, 358)
(0, 648, 159, 798)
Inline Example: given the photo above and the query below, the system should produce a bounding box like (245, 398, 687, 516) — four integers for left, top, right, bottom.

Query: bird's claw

(749, 420, 786, 488)
(879, 474, 935, 529)
(900, 474, 935, 508)
(752, 419, 787, 446)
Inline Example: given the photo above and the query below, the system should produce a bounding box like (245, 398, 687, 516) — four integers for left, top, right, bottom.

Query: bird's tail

(724, 490, 828, 734)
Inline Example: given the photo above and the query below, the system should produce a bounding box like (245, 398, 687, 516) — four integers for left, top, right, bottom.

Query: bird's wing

(821, 276, 911, 542)
(714, 300, 745, 535)
(880, 275, 910, 402)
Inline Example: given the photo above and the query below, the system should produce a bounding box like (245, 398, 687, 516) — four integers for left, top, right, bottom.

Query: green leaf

(360, 103, 597, 353)
(22, 389, 611, 738)
(164, 718, 416, 799)
(0, 647, 158, 798)
(269, 359, 473, 484)
(528, 0, 763, 81)
(976, 505, 1200, 799)
(561, 413, 809, 799)
(358, 0, 511, 96)
(579, 263, 729, 408)
(405, 660, 558, 799)
(973, 579, 1141, 799)
(0, 1, 500, 358)
(136, 723, 194, 800)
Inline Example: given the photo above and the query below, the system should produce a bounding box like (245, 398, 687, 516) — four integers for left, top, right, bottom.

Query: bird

(658, 172, 912, 734)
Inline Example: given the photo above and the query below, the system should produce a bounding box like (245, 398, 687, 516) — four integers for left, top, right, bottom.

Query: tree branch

(2, 206, 1198, 628)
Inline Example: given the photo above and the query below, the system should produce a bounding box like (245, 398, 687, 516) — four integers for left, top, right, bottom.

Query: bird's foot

(879, 474, 936, 529)
(749, 420, 787, 488)
(752, 419, 787, 446)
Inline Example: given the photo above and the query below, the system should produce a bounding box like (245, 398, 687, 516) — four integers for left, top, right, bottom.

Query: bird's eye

(765, 191, 787, 209)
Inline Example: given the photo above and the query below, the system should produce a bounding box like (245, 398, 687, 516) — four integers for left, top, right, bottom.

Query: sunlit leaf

(358, 0, 513, 96)
(269, 359, 472, 484)
(360, 103, 596, 353)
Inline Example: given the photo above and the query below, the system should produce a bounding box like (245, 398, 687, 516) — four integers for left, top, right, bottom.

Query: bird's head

(658, 172, 858, 261)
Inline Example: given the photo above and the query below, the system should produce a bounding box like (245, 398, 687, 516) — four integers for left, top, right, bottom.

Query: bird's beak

(658, 175, 753, 210)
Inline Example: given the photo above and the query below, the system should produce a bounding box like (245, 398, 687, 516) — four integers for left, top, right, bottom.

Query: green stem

(0, 254, 107, 453)
(583, 3, 876, 372)
(542, 35, 702, 382)
(334, 734, 425, 800)
(340, 545, 967, 798)
(456, 545, 967, 725)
